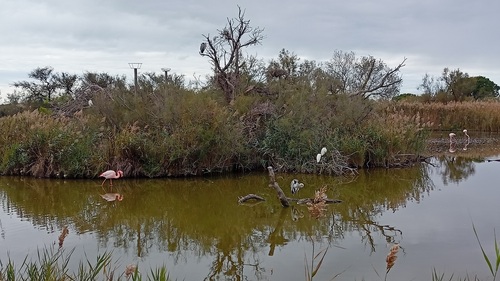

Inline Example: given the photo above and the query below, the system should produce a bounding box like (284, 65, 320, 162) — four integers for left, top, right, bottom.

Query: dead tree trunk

(267, 166, 290, 207)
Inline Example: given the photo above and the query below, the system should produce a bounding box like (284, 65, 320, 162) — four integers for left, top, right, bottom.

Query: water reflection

(1, 144, 500, 280)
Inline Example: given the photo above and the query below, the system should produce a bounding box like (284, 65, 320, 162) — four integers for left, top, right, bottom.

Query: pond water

(1, 137, 500, 280)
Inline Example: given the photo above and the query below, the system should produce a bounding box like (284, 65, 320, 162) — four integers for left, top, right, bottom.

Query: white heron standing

(290, 179, 304, 195)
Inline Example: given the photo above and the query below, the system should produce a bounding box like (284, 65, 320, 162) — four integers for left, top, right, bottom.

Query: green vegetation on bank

(1, 7, 497, 179)
(0, 86, 429, 178)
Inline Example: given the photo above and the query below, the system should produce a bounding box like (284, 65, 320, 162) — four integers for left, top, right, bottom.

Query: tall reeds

(472, 224, 500, 281)
(392, 101, 500, 132)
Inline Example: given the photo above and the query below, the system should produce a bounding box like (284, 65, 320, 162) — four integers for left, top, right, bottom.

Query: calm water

(1, 139, 500, 280)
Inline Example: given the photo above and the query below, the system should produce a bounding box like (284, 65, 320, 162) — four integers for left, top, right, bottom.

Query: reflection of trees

(351, 206, 402, 252)
(328, 164, 433, 253)
(0, 167, 437, 279)
(434, 155, 476, 185)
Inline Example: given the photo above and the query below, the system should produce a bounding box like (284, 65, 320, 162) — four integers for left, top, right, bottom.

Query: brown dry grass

(307, 186, 329, 219)
(385, 243, 400, 280)
(393, 101, 500, 132)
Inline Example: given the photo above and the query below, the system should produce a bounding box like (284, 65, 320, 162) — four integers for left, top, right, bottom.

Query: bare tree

(418, 73, 443, 96)
(325, 51, 406, 99)
(200, 6, 264, 104)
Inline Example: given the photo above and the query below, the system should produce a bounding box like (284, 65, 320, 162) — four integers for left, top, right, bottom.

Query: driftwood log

(238, 166, 343, 207)
(267, 166, 290, 207)
(238, 194, 265, 204)
(267, 166, 342, 207)
(296, 198, 342, 205)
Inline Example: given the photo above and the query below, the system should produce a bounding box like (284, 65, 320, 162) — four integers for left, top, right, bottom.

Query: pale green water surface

(1, 138, 500, 280)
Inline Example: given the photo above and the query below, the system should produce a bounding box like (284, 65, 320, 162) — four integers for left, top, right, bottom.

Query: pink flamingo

(99, 170, 123, 191)
(449, 133, 456, 144)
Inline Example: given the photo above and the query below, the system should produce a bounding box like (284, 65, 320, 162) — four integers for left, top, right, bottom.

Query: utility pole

(128, 63, 142, 94)
(161, 68, 171, 83)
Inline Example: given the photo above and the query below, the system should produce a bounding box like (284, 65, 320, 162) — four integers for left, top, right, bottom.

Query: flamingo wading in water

(463, 129, 470, 143)
(100, 170, 123, 191)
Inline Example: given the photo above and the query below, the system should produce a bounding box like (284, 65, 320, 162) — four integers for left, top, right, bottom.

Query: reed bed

(392, 101, 500, 132)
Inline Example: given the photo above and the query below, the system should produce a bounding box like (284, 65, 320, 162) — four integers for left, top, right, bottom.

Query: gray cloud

(1, 0, 499, 99)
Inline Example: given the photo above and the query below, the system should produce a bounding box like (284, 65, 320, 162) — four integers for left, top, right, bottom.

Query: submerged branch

(238, 194, 265, 204)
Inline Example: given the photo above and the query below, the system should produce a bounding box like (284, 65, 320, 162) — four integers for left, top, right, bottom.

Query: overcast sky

(1, 0, 499, 101)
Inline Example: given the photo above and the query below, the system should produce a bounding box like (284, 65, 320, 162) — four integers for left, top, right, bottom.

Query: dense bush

(0, 84, 433, 178)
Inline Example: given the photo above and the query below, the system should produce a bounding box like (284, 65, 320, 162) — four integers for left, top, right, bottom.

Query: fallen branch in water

(238, 194, 265, 204)
(266, 166, 343, 209)
(296, 198, 342, 205)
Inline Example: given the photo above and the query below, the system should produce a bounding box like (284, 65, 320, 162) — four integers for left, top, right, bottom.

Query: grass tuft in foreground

(0, 247, 172, 281)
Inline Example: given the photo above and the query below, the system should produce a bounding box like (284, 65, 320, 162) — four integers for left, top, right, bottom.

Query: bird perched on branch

(99, 170, 123, 191)
(291, 179, 304, 195)
(199, 42, 207, 54)
(316, 147, 328, 163)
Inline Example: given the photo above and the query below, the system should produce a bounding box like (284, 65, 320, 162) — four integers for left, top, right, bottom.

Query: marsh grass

(473, 224, 500, 281)
(430, 225, 500, 281)
(393, 101, 500, 132)
(304, 240, 329, 281)
(0, 247, 172, 281)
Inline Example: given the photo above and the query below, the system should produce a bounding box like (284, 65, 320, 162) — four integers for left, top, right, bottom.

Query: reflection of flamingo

(449, 142, 456, 153)
(101, 193, 124, 202)
(448, 133, 457, 153)
(100, 170, 123, 191)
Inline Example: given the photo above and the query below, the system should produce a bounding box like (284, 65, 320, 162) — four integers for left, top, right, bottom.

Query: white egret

(316, 153, 322, 163)
(316, 147, 327, 163)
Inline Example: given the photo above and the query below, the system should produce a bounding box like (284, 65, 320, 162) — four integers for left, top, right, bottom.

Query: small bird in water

(291, 179, 304, 195)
